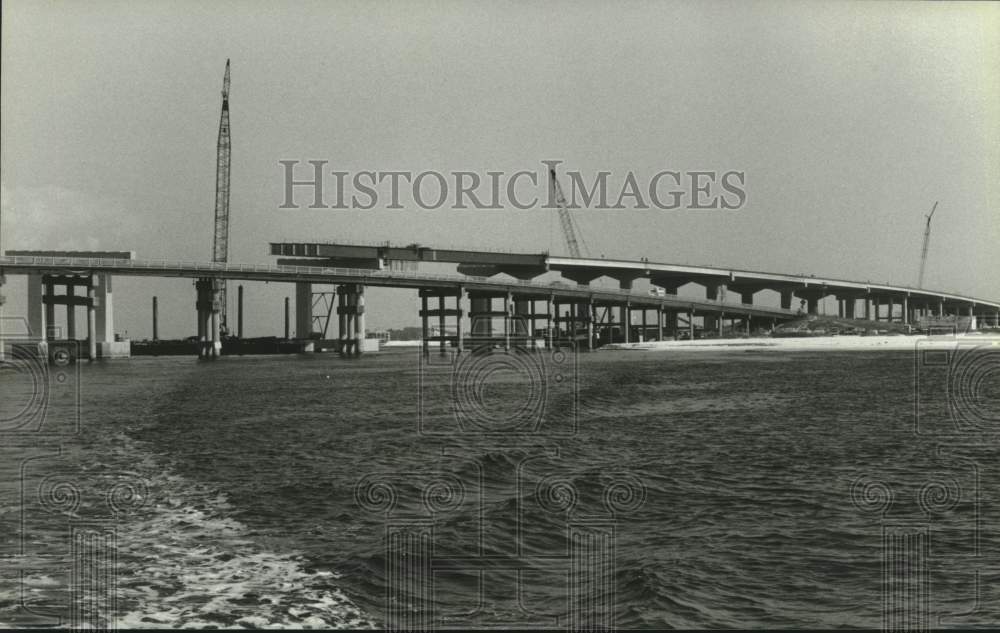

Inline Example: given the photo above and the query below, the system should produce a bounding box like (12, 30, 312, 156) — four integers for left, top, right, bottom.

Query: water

(1, 347, 998, 628)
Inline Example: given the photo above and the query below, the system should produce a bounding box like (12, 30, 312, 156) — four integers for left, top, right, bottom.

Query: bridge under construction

(1, 242, 998, 361)
(2, 61, 997, 362)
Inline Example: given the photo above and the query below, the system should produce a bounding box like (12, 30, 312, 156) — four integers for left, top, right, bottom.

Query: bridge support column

(284, 297, 290, 339)
(587, 303, 597, 344)
(337, 287, 347, 352)
(420, 294, 429, 358)
(586, 300, 594, 350)
(806, 297, 818, 315)
(87, 282, 96, 361)
(65, 285, 76, 340)
(553, 301, 562, 342)
(419, 288, 463, 355)
(623, 303, 631, 343)
(439, 294, 447, 355)
(95, 274, 114, 351)
(27, 273, 46, 340)
(44, 279, 56, 339)
(198, 299, 206, 357)
(237, 285, 244, 338)
(152, 297, 159, 341)
(295, 282, 312, 339)
(902, 296, 909, 325)
(546, 295, 554, 349)
(512, 297, 530, 349)
(338, 284, 358, 357)
(864, 298, 871, 320)
(456, 291, 466, 353)
(210, 281, 222, 358)
(503, 292, 511, 351)
(689, 309, 696, 340)
(355, 285, 366, 356)
(195, 279, 214, 359)
(844, 299, 855, 319)
(657, 307, 664, 341)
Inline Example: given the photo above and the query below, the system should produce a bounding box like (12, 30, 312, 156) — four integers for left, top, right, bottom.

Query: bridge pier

(195, 278, 213, 358)
(623, 302, 631, 343)
(295, 282, 312, 339)
(87, 284, 96, 360)
(27, 273, 46, 340)
(66, 285, 76, 340)
(419, 288, 463, 356)
(336, 283, 368, 356)
(210, 290, 221, 358)
(355, 286, 367, 356)
(237, 285, 244, 338)
(29, 273, 120, 360)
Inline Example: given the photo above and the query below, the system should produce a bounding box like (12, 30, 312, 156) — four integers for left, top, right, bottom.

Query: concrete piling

(87, 282, 97, 360)
(283, 296, 290, 340)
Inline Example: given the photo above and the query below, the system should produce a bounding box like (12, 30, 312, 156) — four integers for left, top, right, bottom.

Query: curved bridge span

(270, 241, 1000, 318)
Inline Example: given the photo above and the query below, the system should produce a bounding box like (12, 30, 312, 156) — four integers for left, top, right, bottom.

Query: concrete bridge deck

(0, 255, 798, 318)
(269, 241, 1000, 317)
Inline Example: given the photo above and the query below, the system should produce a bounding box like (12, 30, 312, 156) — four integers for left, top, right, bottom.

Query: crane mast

(212, 59, 232, 334)
(917, 201, 937, 289)
(549, 167, 588, 258)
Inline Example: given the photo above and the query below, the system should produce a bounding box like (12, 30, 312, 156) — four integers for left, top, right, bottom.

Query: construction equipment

(549, 167, 596, 333)
(548, 167, 589, 258)
(917, 201, 937, 289)
(212, 59, 232, 335)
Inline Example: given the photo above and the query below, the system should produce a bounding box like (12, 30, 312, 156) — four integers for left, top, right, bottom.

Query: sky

(1, 0, 998, 339)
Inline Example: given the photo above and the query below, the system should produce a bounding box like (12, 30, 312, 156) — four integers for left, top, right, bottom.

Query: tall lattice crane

(549, 167, 589, 258)
(212, 59, 232, 334)
(917, 201, 937, 289)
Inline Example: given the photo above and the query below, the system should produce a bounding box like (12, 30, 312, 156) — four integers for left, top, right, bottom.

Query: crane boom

(917, 201, 937, 289)
(212, 59, 232, 334)
(549, 167, 587, 258)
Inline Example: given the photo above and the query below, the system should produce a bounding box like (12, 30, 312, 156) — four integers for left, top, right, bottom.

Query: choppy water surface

(1, 347, 998, 628)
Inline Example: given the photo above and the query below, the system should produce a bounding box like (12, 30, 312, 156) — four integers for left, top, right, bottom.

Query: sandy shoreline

(603, 333, 1000, 352)
(382, 334, 1000, 352)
